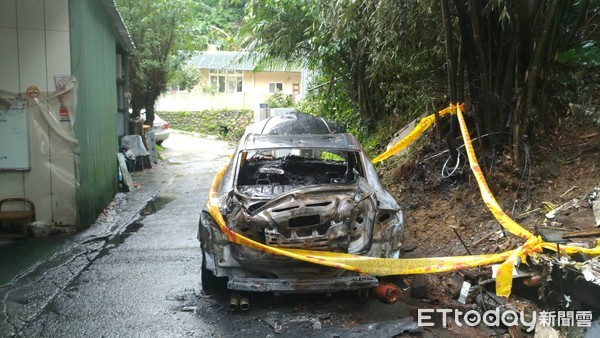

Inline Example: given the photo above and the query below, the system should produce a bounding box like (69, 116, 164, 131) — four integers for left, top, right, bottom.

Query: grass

(157, 110, 253, 143)
(156, 144, 164, 161)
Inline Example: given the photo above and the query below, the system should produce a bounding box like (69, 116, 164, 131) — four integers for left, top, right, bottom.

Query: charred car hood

(225, 178, 376, 253)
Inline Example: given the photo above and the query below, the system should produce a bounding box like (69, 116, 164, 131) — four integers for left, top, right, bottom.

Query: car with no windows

(198, 111, 404, 295)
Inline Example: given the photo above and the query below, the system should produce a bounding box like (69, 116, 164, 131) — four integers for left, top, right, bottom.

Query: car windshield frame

(241, 133, 359, 152)
(233, 143, 366, 194)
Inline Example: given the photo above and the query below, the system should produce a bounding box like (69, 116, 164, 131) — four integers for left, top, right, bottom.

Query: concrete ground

(0, 132, 231, 337)
(0, 132, 422, 338)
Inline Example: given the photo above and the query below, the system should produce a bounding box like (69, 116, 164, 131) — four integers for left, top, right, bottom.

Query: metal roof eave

(98, 0, 135, 50)
(191, 51, 301, 72)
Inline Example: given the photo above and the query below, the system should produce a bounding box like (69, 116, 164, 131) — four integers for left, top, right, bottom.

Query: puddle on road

(0, 235, 69, 285)
(95, 221, 144, 259)
(92, 193, 177, 260)
(140, 193, 178, 215)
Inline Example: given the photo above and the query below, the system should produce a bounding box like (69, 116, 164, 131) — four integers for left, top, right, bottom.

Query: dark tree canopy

(193, 0, 248, 50)
(442, 0, 599, 163)
(116, 0, 201, 126)
(242, 0, 599, 160)
(242, 0, 446, 130)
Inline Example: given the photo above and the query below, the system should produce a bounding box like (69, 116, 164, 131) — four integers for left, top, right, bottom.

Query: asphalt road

(0, 132, 420, 338)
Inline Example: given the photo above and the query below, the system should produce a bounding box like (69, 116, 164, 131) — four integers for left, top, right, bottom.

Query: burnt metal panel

(228, 276, 378, 292)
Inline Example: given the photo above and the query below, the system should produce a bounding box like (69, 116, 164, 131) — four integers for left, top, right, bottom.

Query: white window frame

(269, 82, 283, 93)
(171, 83, 186, 92)
(209, 69, 243, 93)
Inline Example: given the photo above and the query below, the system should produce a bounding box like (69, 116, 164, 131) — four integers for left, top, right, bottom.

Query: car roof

(244, 111, 346, 135)
(240, 112, 357, 151)
(241, 133, 360, 151)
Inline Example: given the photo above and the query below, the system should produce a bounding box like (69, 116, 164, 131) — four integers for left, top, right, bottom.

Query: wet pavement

(0, 235, 66, 286)
(0, 132, 420, 338)
(0, 132, 231, 337)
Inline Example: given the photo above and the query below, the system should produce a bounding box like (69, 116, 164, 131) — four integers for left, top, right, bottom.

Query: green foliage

(192, 0, 248, 49)
(550, 39, 600, 129)
(156, 144, 165, 161)
(116, 0, 203, 123)
(243, 0, 598, 163)
(320, 151, 345, 162)
(157, 110, 253, 143)
(168, 64, 202, 92)
(437, 0, 599, 163)
(558, 40, 600, 67)
(202, 84, 218, 94)
(265, 90, 293, 108)
(242, 0, 445, 138)
(295, 76, 358, 132)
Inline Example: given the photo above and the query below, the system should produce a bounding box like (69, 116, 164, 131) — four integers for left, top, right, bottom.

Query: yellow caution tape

(453, 103, 599, 297)
(208, 163, 514, 275)
(207, 103, 600, 299)
(454, 106, 533, 240)
(371, 103, 465, 163)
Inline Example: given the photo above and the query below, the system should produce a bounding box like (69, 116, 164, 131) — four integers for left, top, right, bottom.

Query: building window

(171, 83, 186, 92)
(269, 82, 283, 93)
(209, 69, 243, 93)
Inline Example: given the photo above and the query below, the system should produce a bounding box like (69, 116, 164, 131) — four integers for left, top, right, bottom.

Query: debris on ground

(371, 283, 401, 304)
(262, 311, 323, 333)
(379, 123, 600, 336)
(320, 317, 422, 337)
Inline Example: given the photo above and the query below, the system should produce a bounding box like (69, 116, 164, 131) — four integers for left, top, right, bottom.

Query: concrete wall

(0, 0, 122, 228)
(247, 71, 301, 96)
(0, 0, 76, 225)
(156, 70, 302, 112)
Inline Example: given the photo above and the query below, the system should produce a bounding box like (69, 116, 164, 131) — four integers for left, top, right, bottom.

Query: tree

(168, 64, 202, 93)
(192, 0, 248, 50)
(116, 0, 202, 126)
(441, 0, 597, 164)
(243, 0, 597, 163)
(242, 0, 446, 136)
(265, 90, 294, 108)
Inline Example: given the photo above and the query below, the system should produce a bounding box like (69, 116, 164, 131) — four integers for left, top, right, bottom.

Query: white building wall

(156, 71, 303, 112)
(0, 0, 75, 225)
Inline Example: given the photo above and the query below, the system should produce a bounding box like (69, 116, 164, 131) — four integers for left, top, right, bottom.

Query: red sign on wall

(59, 104, 70, 122)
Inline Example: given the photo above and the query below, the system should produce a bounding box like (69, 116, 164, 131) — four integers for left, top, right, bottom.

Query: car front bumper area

(227, 275, 378, 293)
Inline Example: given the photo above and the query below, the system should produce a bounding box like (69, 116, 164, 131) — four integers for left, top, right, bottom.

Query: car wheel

(156, 140, 163, 145)
(201, 250, 227, 292)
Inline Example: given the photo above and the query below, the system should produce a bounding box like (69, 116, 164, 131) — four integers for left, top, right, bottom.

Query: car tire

(201, 250, 227, 292)
(156, 140, 163, 145)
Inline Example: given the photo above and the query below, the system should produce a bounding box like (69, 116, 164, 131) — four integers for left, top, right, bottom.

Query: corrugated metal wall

(69, 0, 119, 226)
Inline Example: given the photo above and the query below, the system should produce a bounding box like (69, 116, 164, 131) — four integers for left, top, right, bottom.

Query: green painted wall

(69, 0, 119, 227)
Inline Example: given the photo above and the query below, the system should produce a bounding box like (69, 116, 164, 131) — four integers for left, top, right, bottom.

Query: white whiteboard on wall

(0, 100, 30, 170)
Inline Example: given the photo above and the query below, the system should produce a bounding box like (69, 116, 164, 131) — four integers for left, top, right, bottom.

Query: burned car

(198, 111, 404, 294)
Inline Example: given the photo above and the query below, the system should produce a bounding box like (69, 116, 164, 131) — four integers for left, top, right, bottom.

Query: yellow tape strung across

(453, 103, 599, 297)
(455, 108, 533, 239)
(208, 165, 513, 275)
(207, 103, 600, 298)
(371, 103, 465, 163)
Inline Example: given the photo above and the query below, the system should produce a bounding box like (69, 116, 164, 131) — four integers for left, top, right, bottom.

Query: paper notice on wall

(0, 99, 30, 170)
(55, 75, 70, 91)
